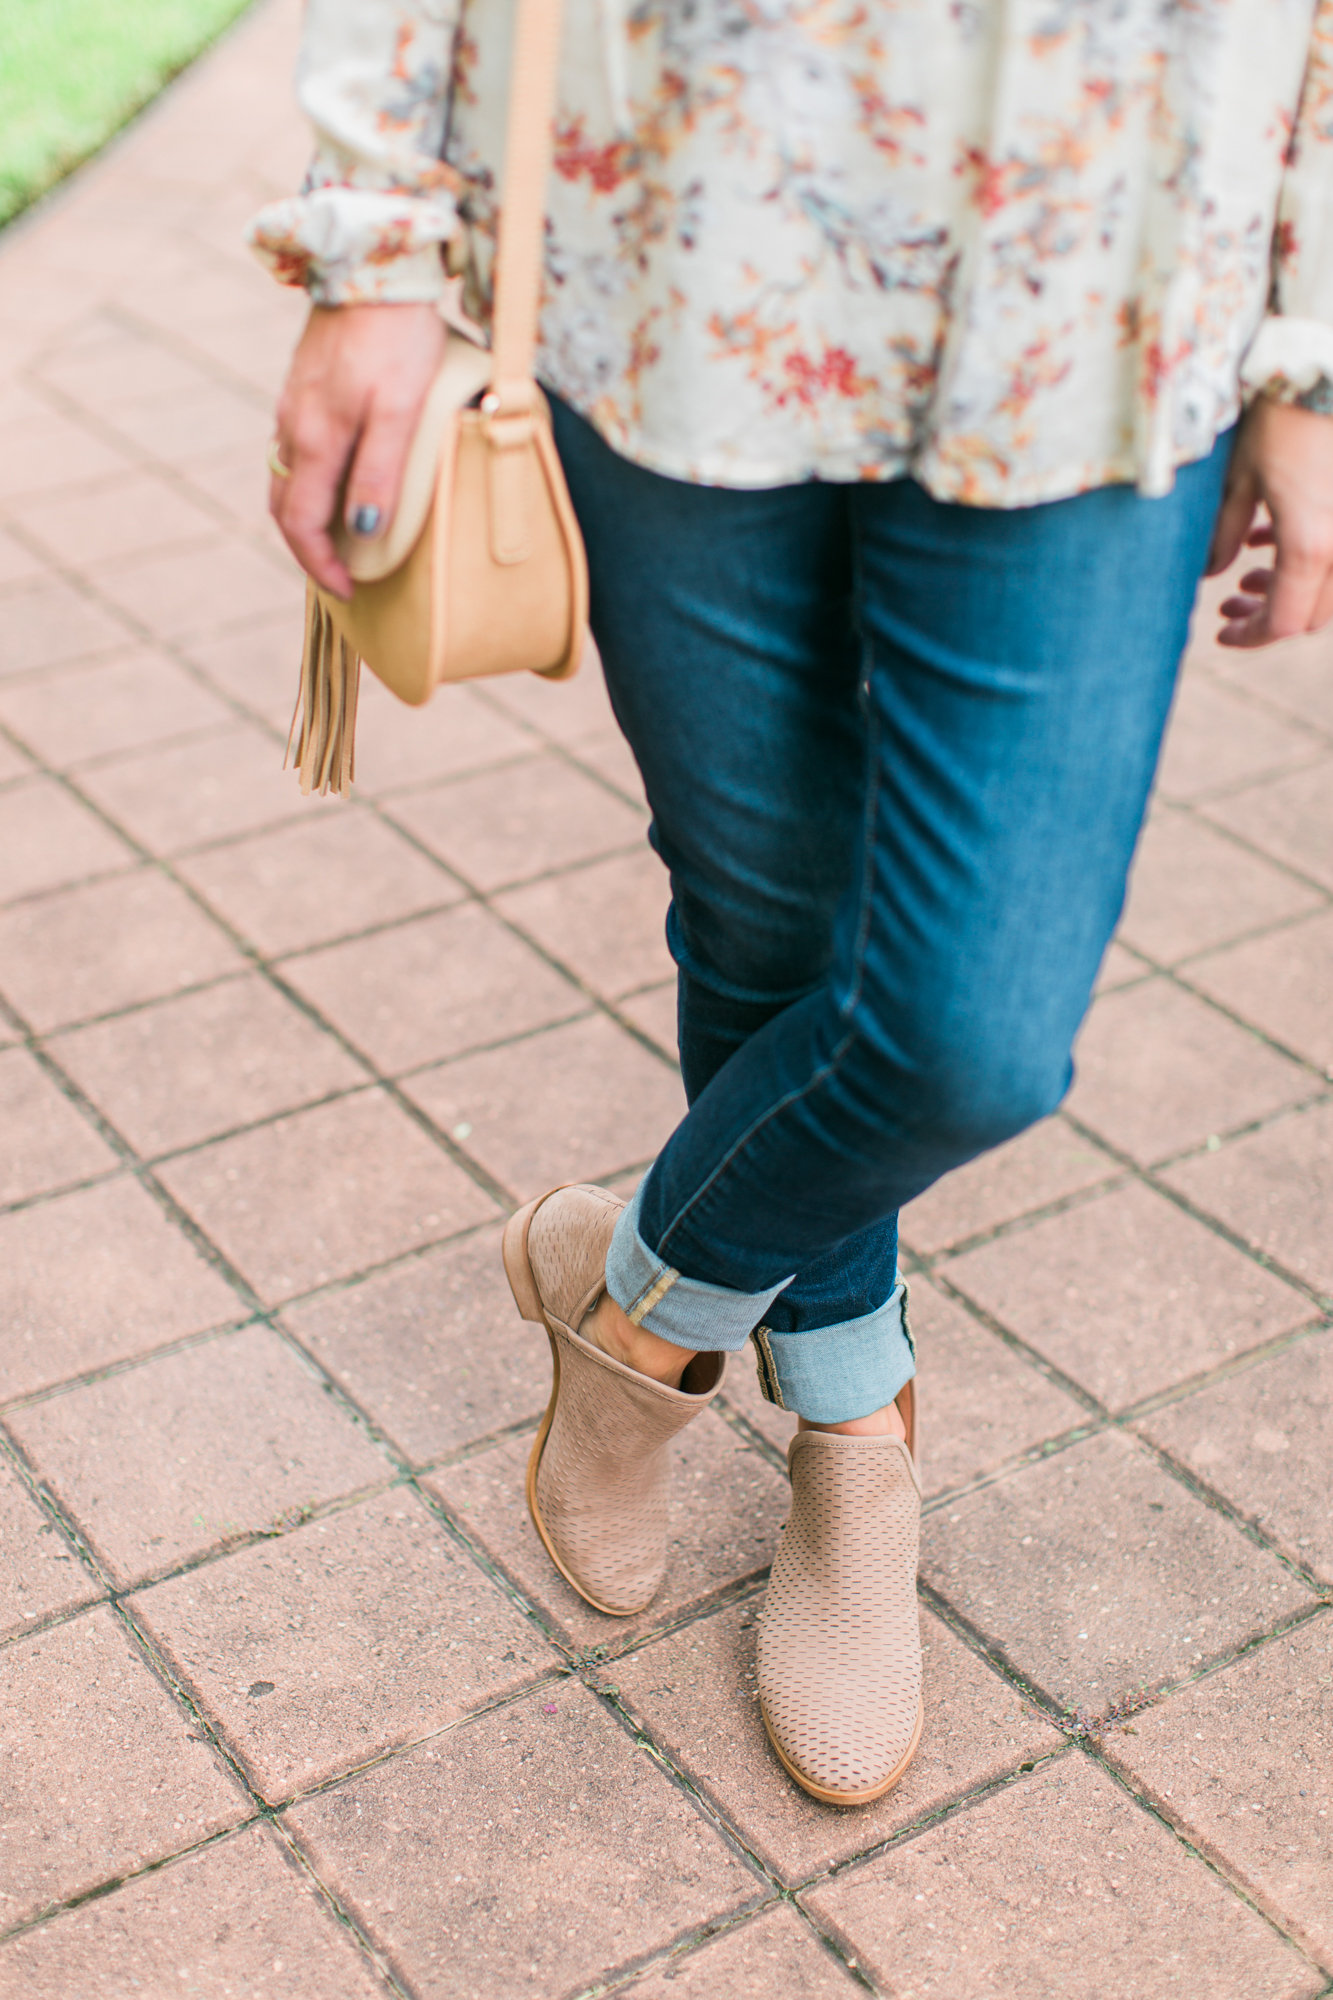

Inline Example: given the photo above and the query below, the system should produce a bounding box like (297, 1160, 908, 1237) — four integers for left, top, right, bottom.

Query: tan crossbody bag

(284, 0, 587, 797)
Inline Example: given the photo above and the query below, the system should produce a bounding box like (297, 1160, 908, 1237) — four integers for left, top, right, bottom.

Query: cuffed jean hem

(604, 1184, 794, 1352)
(751, 1281, 915, 1423)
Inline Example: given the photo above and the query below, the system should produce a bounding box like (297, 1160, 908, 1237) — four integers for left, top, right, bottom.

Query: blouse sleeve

(1241, 0, 1333, 410)
(246, 0, 462, 306)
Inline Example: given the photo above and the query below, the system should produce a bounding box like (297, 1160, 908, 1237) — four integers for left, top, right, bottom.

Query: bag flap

(334, 329, 494, 584)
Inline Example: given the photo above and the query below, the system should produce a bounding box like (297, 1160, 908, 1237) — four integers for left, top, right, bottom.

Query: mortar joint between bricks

(1084, 1736, 1333, 1975)
(562, 1898, 790, 2000)
(269, 1818, 418, 2000)
(0, 1821, 266, 1950)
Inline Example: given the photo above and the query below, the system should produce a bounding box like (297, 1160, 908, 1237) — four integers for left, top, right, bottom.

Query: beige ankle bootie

(502, 1183, 724, 1616)
(758, 1385, 923, 1803)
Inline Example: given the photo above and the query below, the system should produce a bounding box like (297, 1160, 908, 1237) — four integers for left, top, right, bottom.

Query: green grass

(0, 0, 254, 227)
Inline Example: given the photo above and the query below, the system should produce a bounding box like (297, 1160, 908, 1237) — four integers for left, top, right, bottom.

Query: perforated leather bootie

(757, 1384, 922, 1803)
(502, 1183, 724, 1616)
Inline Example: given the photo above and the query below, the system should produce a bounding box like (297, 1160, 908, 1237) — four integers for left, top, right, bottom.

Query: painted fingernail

(350, 504, 382, 537)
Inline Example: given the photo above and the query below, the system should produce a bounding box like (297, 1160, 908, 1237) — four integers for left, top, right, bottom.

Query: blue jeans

(551, 399, 1232, 1422)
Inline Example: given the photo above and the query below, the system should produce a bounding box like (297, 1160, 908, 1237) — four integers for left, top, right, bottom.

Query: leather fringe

(286, 582, 361, 796)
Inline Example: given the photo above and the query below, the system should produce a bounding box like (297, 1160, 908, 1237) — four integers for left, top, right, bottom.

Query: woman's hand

(269, 301, 446, 599)
(1207, 397, 1333, 646)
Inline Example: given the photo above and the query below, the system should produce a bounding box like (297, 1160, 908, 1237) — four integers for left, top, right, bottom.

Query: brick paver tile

(0, 1604, 246, 1929)
(0, 649, 231, 768)
(1138, 1330, 1333, 1584)
(943, 1181, 1310, 1409)
(100, 380, 273, 468)
(181, 610, 305, 728)
(900, 1117, 1117, 1255)
(1155, 677, 1320, 804)
(280, 904, 582, 1074)
(0, 1825, 393, 1999)
(712, 1347, 799, 1456)
(0, 1455, 100, 1641)
(53, 973, 364, 1156)
(0, 1046, 117, 1203)
(1068, 979, 1311, 1166)
(76, 717, 321, 855)
(0, 1176, 239, 1401)
(184, 306, 304, 402)
(9, 1326, 388, 1587)
(283, 1226, 544, 1463)
(614, 1601, 1064, 1885)
(1101, 1614, 1333, 1961)
(0, 408, 130, 504)
(0, 868, 243, 1032)
(618, 1905, 860, 1997)
(478, 647, 618, 744)
(805, 1756, 1320, 2000)
(919, 1432, 1312, 1716)
(404, 1013, 686, 1197)
(130, 1489, 557, 1799)
(495, 847, 673, 999)
(427, 1409, 789, 1651)
(906, 1281, 1087, 1497)
(32, 319, 214, 412)
(720, 1277, 1081, 1502)
(0, 576, 133, 677)
(0, 524, 47, 590)
(1164, 1099, 1333, 1296)
(352, 674, 535, 793)
(158, 1091, 497, 1302)
(616, 979, 678, 1056)
(1210, 632, 1333, 737)
(18, 469, 222, 569)
(283, 1678, 761, 2000)
(129, 267, 275, 342)
(1096, 939, 1151, 991)
(1203, 758, 1333, 894)
(0, 776, 134, 906)
(89, 537, 295, 645)
(387, 752, 646, 892)
(1117, 809, 1322, 964)
(178, 447, 277, 533)
(566, 719, 649, 806)
(0, 733, 32, 785)
(1188, 910, 1333, 1074)
(179, 806, 457, 959)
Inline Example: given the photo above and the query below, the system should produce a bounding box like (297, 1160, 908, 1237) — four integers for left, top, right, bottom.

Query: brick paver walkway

(1, 7, 1331, 1994)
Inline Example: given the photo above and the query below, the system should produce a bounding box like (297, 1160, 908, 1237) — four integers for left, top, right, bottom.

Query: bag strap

(486, 0, 566, 415)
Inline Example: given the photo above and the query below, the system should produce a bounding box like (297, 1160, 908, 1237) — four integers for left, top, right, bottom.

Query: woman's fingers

(267, 302, 446, 596)
(1212, 399, 1333, 645)
(1218, 536, 1333, 646)
(272, 406, 357, 598)
(342, 389, 425, 545)
(1205, 459, 1259, 576)
(340, 307, 445, 540)
(1262, 531, 1333, 641)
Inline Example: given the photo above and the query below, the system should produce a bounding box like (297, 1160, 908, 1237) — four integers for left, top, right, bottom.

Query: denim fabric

(552, 396, 1232, 1420)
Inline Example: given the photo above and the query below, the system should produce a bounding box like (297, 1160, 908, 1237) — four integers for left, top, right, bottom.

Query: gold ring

(266, 437, 293, 480)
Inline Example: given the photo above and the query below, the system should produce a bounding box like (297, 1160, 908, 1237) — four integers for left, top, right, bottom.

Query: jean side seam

(838, 638, 882, 1025)
(752, 1327, 787, 1409)
(625, 1267, 679, 1325)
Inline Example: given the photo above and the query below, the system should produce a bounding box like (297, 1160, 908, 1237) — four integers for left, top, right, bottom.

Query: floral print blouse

(250, 0, 1333, 505)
